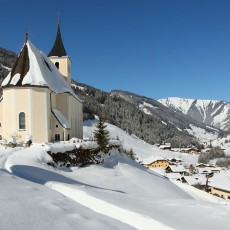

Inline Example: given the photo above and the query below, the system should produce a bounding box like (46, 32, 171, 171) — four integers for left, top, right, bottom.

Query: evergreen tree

(126, 148, 137, 160)
(94, 117, 110, 152)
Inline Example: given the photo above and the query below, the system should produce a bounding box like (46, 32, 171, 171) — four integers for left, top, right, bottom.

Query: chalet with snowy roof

(171, 147, 199, 154)
(0, 21, 83, 143)
(165, 173, 181, 181)
(142, 156, 169, 169)
(209, 172, 230, 201)
(165, 165, 188, 176)
(181, 175, 206, 187)
(167, 158, 183, 165)
(159, 143, 171, 150)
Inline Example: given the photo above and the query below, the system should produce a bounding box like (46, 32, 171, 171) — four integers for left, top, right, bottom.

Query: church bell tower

(48, 20, 71, 84)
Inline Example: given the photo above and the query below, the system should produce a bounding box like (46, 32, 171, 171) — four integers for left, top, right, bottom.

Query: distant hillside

(159, 97, 230, 131)
(72, 82, 207, 148)
(0, 47, 17, 83)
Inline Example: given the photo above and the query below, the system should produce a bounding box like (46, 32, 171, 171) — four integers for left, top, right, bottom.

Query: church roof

(48, 22, 67, 57)
(1, 40, 79, 100)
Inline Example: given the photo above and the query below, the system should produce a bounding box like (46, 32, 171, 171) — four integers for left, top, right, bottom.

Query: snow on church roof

(1, 40, 80, 101)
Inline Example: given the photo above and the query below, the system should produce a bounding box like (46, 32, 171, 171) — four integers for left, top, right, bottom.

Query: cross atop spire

(57, 12, 61, 25)
(48, 20, 67, 57)
(26, 31, 29, 41)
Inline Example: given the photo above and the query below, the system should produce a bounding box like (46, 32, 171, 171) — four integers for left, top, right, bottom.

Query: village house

(165, 173, 181, 181)
(0, 21, 83, 143)
(209, 172, 230, 201)
(159, 143, 171, 150)
(167, 158, 183, 165)
(171, 147, 199, 154)
(181, 175, 206, 188)
(184, 147, 199, 154)
(196, 163, 213, 168)
(142, 156, 169, 169)
(165, 165, 189, 176)
(196, 163, 221, 174)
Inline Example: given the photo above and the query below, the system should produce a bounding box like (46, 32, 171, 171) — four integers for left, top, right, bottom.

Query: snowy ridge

(159, 97, 230, 130)
(110, 90, 217, 143)
(159, 97, 194, 114)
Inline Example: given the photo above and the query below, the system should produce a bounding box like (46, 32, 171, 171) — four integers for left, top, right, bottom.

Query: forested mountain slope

(0, 47, 17, 83)
(72, 82, 214, 148)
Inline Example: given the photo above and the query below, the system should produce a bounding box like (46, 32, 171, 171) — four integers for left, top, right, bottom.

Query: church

(0, 21, 83, 143)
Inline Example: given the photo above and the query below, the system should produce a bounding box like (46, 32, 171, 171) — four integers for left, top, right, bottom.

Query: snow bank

(5, 145, 53, 173)
(43, 142, 77, 154)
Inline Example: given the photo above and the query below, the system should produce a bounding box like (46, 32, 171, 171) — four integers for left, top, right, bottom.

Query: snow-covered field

(186, 124, 218, 144)
(1, 120, 230, 230)
(212, 134, 230, 155)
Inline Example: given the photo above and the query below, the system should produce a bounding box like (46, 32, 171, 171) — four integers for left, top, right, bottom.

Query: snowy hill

(1, 120, 230, 229)
(159, 97, 230, 131)
(84, 119, 198, 164)
(211, 133, 230, 156)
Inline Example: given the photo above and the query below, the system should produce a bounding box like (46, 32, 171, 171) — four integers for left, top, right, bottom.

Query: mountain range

(159, 97, 230, 131)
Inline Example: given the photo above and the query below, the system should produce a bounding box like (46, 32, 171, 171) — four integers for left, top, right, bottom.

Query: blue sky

(1, 0, 230, 101)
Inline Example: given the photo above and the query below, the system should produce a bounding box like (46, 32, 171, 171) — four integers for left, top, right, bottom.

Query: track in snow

(46, 181, 173, 230)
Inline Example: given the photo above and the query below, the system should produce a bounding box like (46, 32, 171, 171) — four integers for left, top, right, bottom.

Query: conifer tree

(94, 117, 110, 152)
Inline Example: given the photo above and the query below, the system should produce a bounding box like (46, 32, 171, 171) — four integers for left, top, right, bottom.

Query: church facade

(0, 22, 83, 143)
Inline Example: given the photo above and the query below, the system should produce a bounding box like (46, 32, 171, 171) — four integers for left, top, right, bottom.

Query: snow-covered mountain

(159, 97, 230, 131)
(111, 90, 219, 143)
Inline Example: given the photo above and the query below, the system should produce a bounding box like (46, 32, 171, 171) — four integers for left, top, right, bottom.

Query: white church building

(0, 21, 83, 143)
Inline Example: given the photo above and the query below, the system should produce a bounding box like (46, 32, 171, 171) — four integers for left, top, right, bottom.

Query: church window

(55, 62, 59, 69)
(19, 112, 26, 130)
(55, 134, 60, 141)
(56, 124, 58, 128)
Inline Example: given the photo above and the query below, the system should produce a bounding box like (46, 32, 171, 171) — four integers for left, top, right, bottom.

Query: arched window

(19, 112, 25, 130)
(55, 62, 59, 69)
